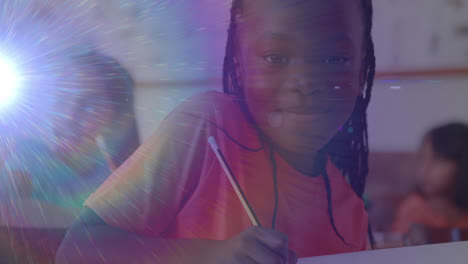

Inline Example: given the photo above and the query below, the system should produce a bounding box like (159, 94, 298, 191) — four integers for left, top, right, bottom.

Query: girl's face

(235, 0, 366, 157)
(416, 139, 457, 197)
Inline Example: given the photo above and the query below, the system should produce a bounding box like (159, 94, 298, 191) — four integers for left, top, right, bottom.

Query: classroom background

(0, 0, 468, 257)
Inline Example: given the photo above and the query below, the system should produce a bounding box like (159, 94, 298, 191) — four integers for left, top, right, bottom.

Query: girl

(57, 0, 376, 263)
(393, 123, 468, 237)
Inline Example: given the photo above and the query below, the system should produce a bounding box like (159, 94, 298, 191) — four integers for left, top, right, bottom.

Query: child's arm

(56, 207, 221, 263)
(56, 207, 296, 263)
(57, 94, 297, 263)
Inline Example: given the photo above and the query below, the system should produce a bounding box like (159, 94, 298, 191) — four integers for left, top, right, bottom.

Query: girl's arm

(56, 207, 222, 263)
(56, 207, 295, 264)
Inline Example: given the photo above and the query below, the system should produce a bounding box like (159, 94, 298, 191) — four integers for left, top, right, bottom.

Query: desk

(0, 198, 78, 228)
(0, 199, 77, 263)
(298, 241, 468, 264)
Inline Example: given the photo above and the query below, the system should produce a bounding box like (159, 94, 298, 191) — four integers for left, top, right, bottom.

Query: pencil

(208, 136, 260, 226)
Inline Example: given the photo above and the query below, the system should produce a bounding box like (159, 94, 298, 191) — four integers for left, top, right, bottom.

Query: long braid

(222, 0, 242, 96)
(321, 0, 376, 248)
(317, 151, 353, 246)
(223, 0, 376, 248)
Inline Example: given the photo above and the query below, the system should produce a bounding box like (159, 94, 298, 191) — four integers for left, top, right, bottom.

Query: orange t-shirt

(393, 193, 468, 235)
(85, 91, 368, 258)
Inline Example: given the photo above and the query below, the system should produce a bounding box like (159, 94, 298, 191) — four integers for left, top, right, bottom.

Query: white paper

(298, 241, 468, 264)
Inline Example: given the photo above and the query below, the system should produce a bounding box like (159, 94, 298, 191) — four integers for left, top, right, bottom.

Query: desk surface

(299, 241, 468, 264)
(0, 199, 79, 228)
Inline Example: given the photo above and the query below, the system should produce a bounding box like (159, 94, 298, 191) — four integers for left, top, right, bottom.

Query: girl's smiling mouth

(267, 108, 330, 128)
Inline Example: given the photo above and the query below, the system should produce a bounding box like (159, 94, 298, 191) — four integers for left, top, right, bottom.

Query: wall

(368, 77, 468, 151)
(373, 0, 468, 71)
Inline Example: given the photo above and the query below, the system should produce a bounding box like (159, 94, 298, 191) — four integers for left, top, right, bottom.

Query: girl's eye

(324, 55, 350, 65)
(264, 54, 288, 65)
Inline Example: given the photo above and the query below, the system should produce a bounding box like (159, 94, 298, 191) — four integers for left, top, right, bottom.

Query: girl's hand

(214, 226, 298, 264)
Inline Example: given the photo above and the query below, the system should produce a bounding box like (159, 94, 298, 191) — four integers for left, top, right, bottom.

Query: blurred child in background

(393, 123, 468, 241)
(0, 50, 140, 225)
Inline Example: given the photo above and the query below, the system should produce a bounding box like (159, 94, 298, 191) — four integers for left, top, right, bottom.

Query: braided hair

(222, 0, 376, 248)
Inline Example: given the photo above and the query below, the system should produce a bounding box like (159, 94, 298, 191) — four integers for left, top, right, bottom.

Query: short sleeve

(392, 193, 424, 234)
(84, 92, 216, 235)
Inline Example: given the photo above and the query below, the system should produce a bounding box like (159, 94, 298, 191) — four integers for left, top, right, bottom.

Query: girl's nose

(285, 73, 323, 96)
(284, 59, 325, 96)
